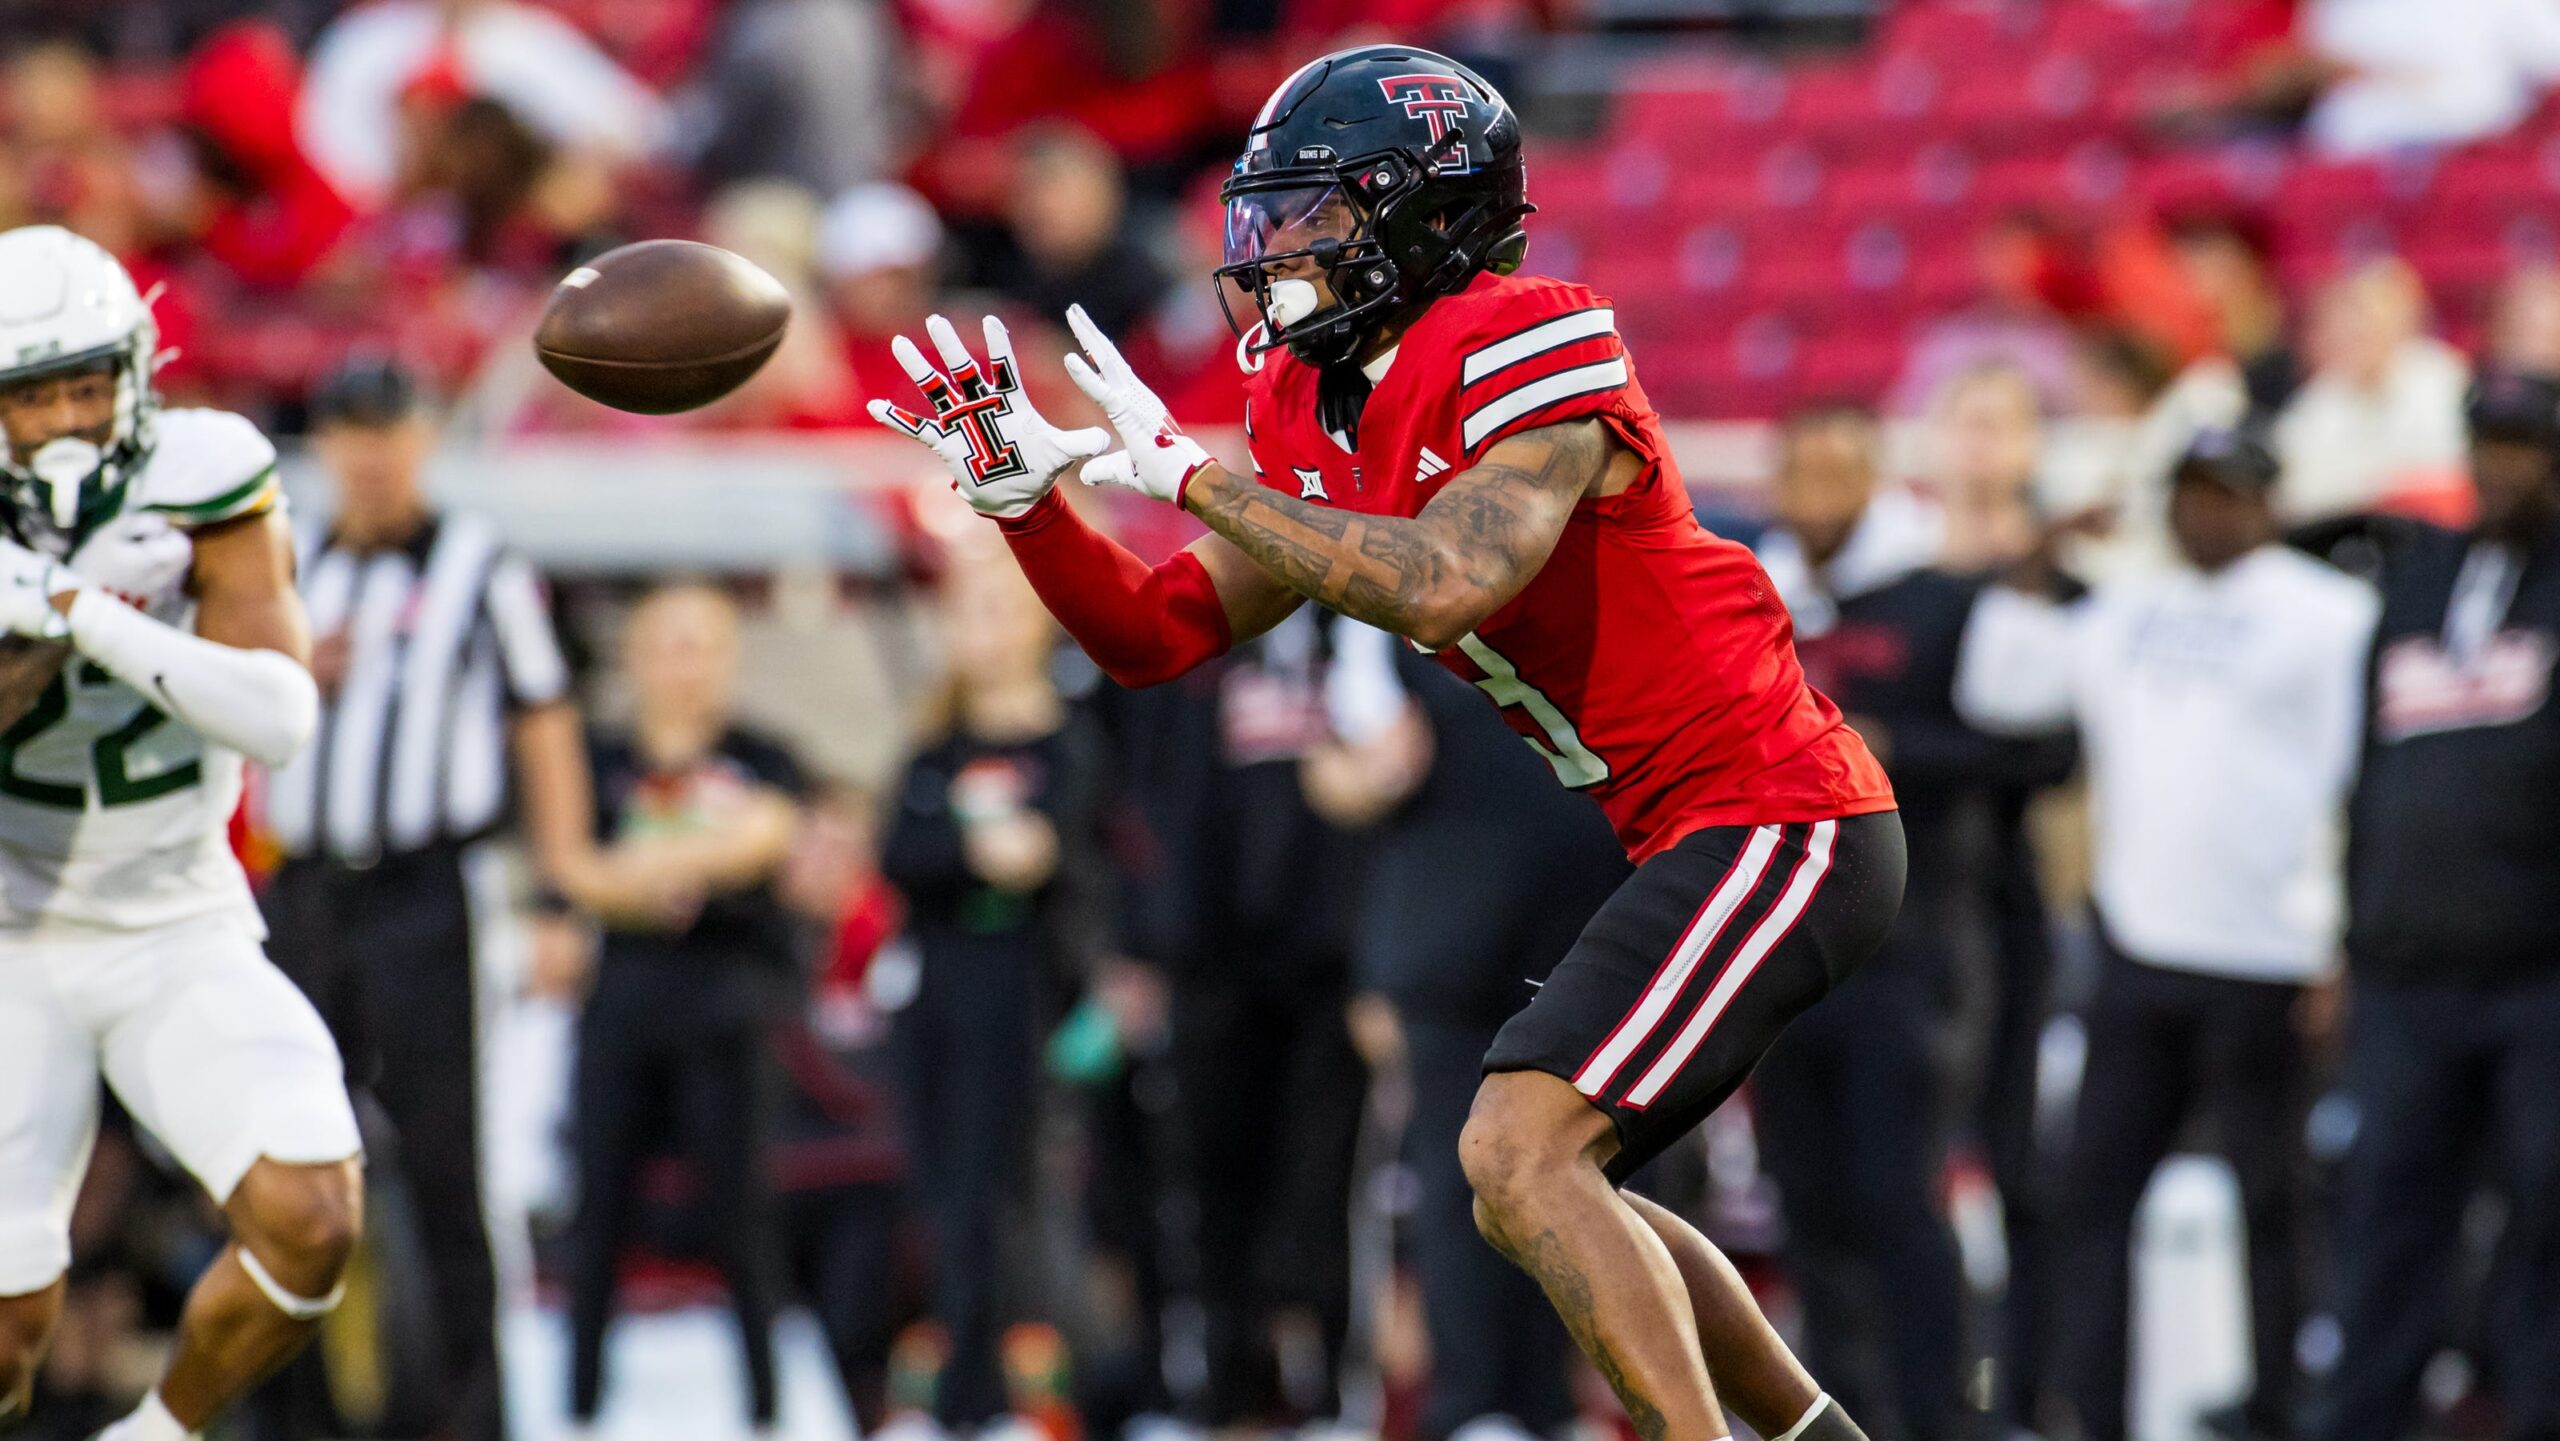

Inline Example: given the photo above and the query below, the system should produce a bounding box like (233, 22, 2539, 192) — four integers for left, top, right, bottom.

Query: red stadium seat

(2044, 1, 2194, 66)
(1793, 332, 1907, 402)
(1877, 0, 2044, 62)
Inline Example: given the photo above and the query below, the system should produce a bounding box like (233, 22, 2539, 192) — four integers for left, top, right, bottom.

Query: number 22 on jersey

(0, 662, 201, 809)
(1452, 632, 1610, 789)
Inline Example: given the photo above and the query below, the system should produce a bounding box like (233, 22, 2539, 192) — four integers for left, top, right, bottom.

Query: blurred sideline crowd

(7, 3, 2560, 1441)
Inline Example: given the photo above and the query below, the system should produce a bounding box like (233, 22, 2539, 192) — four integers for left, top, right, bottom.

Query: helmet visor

(1222, 182, 1358, 269)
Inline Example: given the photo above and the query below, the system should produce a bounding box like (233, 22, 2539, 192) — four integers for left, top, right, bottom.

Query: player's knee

(1461, 1070, 1603, 1211)
(1458, 1108, 1526, 1209)
(237, 1162, 363, 1292)
(1460, 1089, 1560, 1221)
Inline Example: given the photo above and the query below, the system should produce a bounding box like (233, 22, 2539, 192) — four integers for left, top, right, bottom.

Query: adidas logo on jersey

(1416, 448, 1451, 485)
(1295, 467, 1330, 502)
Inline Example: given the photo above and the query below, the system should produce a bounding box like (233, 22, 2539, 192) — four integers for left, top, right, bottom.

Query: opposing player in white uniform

(0, 227, 361, 1441)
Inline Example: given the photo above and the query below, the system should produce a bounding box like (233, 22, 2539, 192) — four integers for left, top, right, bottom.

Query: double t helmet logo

(1377, 75, 1470, 145)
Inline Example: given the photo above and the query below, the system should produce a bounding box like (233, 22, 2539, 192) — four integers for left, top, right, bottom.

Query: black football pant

(1753, 933, 1967, 1441)
(2301, 972, 2560, 1441)
(260, 845, 504, 1441)
(565, 970, 779, 1426)
(2054, 930, 2305, 1441)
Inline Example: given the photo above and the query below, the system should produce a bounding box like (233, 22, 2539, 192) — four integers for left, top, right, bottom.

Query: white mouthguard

(1266, 278, 1322, 330)
(30, 437, 103, 529)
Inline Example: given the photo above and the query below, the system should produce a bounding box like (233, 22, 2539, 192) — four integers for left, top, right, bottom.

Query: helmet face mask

(1215, 46, 1533, 371)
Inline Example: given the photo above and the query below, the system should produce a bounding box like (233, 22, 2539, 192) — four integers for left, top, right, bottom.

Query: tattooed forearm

(1185, 419, 1610, 645)
(1516, 1227, 1671, 1441)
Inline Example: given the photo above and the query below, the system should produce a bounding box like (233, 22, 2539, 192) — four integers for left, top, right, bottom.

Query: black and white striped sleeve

(482, 550, 571, 710)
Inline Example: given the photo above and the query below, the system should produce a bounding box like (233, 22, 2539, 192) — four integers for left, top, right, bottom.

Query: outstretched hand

(867, 313, 1113, 519)
(1060, 304, 1215, 507)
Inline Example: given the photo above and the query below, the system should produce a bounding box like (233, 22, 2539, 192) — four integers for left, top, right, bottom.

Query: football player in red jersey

(872, 44, 1903, 1441)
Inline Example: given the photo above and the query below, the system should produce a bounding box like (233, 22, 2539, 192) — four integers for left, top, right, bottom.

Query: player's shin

(141, 1159, 359, 1438)
(1619, 1191, 1852, 1441)
(138, 1244, 345, 1438)
(1460, 1073, 1727, 1441)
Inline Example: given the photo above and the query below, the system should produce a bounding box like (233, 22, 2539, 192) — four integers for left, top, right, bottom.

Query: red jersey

(1240, 272, 1894, 861)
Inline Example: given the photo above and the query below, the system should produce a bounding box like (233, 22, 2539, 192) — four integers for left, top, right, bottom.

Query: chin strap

(1316, 361, 1372, 445)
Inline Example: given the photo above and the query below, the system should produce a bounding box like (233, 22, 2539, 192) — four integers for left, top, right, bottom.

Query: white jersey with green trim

(0, 408, 284, 934)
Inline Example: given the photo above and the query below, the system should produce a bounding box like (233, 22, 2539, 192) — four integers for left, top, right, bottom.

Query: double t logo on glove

(870, 306, 1215, 519)
(867, 314, 1111, 519)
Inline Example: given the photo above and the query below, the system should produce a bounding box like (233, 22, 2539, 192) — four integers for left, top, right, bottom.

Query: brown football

(533, 240, 791, 414)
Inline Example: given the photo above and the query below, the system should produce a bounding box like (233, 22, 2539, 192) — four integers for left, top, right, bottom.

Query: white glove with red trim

(867, 313, 1112, 519)
(1063, 305, 1215, 508)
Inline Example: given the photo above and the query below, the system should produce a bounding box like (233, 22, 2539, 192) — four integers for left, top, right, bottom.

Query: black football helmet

(1216, 44, 1533, 370)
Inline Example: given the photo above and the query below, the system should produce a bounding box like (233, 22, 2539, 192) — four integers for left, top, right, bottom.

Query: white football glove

(867, 313, 1112, 519)
(69, 511, 192, 612)
(0, 539, 78, 641)
(1062, 304, 1215, 507)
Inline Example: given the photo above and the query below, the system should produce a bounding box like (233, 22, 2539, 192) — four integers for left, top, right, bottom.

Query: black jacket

(2298, 516, 2560, 988)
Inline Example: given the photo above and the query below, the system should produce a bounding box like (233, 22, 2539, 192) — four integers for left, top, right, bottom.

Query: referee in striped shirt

(257, 358, 594, 1441)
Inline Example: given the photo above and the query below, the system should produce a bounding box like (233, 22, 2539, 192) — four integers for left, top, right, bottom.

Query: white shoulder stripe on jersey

(1461, 307, 1616, 385)
(1462, 358, 1630, 449)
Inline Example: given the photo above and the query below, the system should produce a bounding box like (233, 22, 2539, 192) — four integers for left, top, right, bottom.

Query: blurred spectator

(1890, 215, 2083, 417)
(165, 21, 358, 290)
(387, 94, 617, 272)
(2295, 373, 2560, 1441)
(688, 180, 864, 429)
(1924, 364, 2048, 573)
(913, 0, 1214, 210)
(1754, 406, 2040, 1441)
(2272, 259, 2471, 522)
(687, 0, 910, 197)
(1960, 430, 2378, 1441)
(990, 125, 1172, 339)
(772, 791, 911, 1434)
(256, 357, 587, 1441)
(297, 0, 672, 210)
(2166, 211, 2300, 418)
(882, 537, 1114, 1440)
(565, 583, 808, 1433)
(2301, 0, 2560, 156)
(1877, 376, 2087, 1428)
(2061, 327, 2250, 579)
(5, 42, 140, 246)
(1305, 623, 1627, 1441)
(821, 182, 950, 407)
(0, 42, 206, 395)
(1101, 606, 1371, 1431)
(2487, 264, 2560, 377)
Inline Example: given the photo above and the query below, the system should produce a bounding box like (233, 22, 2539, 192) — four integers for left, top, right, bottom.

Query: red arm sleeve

(994, 490, 1234, 688)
